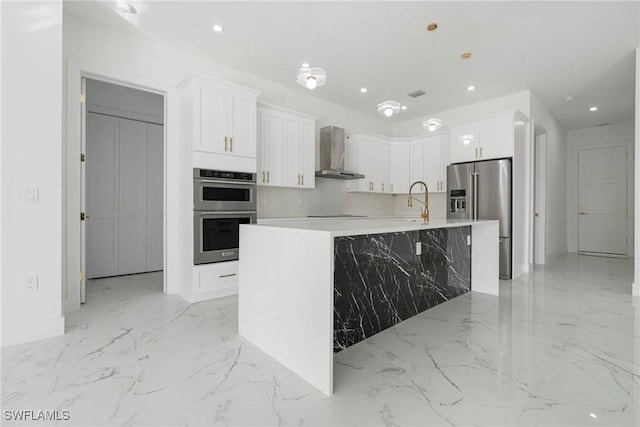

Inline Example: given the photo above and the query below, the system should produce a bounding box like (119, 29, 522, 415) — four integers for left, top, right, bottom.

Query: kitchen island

(238, 217, 499, 396)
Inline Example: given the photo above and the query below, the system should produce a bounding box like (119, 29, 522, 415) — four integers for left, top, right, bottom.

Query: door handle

(579, 210, 586, 215)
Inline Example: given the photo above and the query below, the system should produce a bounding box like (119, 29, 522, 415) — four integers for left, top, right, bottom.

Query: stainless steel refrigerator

(447, 158, 512, 279)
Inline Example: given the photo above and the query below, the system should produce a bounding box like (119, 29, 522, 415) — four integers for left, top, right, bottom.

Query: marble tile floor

(2, 254, 639, 426)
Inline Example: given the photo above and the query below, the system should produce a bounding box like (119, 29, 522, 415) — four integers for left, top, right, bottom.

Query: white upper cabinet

(180, 73, 260, 172)
(390, 139, 410, 194)
(346, 130, 390, 193)
(257, 104, 316, 189)
(409, 134, 448, 193)
(449, 111, 524, 164)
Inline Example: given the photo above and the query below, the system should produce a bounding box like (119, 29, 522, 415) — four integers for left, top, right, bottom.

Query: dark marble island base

(333, 227, 471, 352)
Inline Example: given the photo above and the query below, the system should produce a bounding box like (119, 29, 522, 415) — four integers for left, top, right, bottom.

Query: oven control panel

(195, 168, 255, 182)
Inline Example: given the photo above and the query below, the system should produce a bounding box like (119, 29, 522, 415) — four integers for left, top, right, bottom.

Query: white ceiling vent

(407, 89, 426, 98)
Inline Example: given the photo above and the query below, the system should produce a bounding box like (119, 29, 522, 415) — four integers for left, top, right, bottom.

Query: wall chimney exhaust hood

(315, 126, 365, 180)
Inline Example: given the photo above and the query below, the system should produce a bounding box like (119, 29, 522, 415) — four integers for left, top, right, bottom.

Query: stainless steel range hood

(315, 126, 365, 180)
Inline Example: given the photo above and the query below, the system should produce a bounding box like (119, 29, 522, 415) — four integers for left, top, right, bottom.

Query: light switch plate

(25, 187, 39, 204)
(416, 242, 422, 255)
(25, 276, 38, 292)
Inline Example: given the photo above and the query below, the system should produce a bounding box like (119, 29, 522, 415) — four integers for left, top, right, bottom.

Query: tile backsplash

(257, 179, 447, 219)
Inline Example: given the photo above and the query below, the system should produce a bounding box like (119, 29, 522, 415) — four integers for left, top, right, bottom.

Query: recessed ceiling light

(461, 52, 472, 60)
(590, 413, 597, 419)
(589, 106, 598, 112)
(360, 88, 367, 93)
(301, 62, 310, 68)
(467, 85, 475, 91)
(401, 105, 408, 110)
(426, 22, 438, 32)
(563, 95, 574, 102)
(212, 24, 224, 33)
(117, 2, 137, 14)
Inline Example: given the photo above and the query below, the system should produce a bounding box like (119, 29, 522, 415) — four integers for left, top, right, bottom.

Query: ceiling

(64, 1, 639, 130)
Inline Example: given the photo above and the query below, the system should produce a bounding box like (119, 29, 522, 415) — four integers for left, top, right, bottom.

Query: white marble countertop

(250, 217, 498, 237)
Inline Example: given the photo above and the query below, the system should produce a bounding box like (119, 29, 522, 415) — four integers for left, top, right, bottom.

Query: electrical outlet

(25, 276, 38, 293)
(25, 186, 39, 204)
(416, 242, 422, 255)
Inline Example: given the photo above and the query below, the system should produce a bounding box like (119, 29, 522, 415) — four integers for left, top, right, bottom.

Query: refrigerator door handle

(471, 172, 479, 220)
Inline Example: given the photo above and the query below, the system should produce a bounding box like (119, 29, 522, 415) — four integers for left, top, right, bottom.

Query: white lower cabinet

(192, 261, 239, 302)
(257, 103, 316, 189)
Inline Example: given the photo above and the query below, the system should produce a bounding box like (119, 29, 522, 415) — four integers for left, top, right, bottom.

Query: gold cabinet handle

(579, 210, 586, 215)
(475, 147, 478, 158)
(297, 174, 300, 186)
(230, 136, 233, 152)
(262, 171, 265, 183)
(224, 136, 228, 152)
(301, 174, 304, 186)
(480, 146, 482, 157)
(267, 171, 270, 183)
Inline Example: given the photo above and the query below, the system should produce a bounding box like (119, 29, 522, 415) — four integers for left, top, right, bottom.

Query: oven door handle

(197, 179, 256, 186)
(196, 211, 257, 216)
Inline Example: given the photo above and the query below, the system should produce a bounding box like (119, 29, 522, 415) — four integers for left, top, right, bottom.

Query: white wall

(1, 1, 64, 346)
(530, 93, 567, 260)
(86, 78, 164, 123)
(566, 122, 635, 255)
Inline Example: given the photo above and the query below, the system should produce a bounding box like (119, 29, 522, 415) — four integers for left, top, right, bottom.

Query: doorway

(577, 145, 628, 257)
(532, 126, 547, 265)
(82, 78, 165, 302)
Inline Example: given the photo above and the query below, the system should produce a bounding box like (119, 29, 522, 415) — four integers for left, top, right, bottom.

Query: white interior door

(118, 118, 148, 275)
(578, 145, 627, 256)
(86, 112, 120, 279)
(146, 123, 164, 271)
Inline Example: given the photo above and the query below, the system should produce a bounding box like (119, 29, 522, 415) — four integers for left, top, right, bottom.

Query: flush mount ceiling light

(563, 95, 574, 102)
(117, 1, 137, 14)
(423, 118, 443, 132)
(467, 85, 475, 91)
(589, 106, 598, 112)
(458, 134, 476, 145)
(377, 100, 401, 117)
(296, 67, 326, 90)
(401, 105, 408, 110)
(212, 24, 224, 33)
(360, 88, 368, 93)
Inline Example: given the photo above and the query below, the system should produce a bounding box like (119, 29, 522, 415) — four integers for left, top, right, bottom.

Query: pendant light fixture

(377, 101, 401, 117)
(297, 67, 326, 90)
(422, 23, 442, 131)
(377, 2, 400, 118)
(458, 51, 476, 145)
(423, 118, 443, 132)
(296, 1, 326, 90)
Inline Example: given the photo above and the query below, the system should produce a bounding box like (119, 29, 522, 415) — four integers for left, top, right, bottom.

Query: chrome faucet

(408, 181, 429, 223)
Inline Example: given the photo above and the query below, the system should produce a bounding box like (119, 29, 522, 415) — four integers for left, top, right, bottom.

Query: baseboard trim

(1, 316, 65, 347)
(545, 250, 567, 264)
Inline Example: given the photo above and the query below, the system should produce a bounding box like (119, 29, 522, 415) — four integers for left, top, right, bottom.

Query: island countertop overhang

(245, 217, 499, 237)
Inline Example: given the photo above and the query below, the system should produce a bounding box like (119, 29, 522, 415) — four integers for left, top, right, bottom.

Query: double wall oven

(193, 168, 257, 265)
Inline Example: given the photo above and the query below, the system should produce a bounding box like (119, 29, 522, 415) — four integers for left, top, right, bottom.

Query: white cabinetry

(346, 130, 391, 193)
(191, 261, 239, 303)
(390, 139, 410, 194)
(449, 112, 523, 164)
(180, 74, 260, 172)
(257, 103, 316, 189)
(410, 134, 448, 193)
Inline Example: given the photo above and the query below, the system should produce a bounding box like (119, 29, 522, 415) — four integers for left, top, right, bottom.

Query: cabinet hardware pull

(297, 174, 300, 186)
(219, 273, 237, 278)
(224, 136, 228, 152)
(475, 147, 478, 158)
(301, 174, 304, 186)
(480, 146, 482, 157)
(262, 171, 265, 183)
(230, 137, 233, 152)
(267, 171, 270, 183)
(391, 184, 393, 192)
(382, 183, 384, 191)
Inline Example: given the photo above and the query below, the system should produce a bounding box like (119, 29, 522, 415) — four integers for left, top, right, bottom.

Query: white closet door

(86, 113, 119, 278)
(146, 123, 164, 271)
(118, 118, 148, 275)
